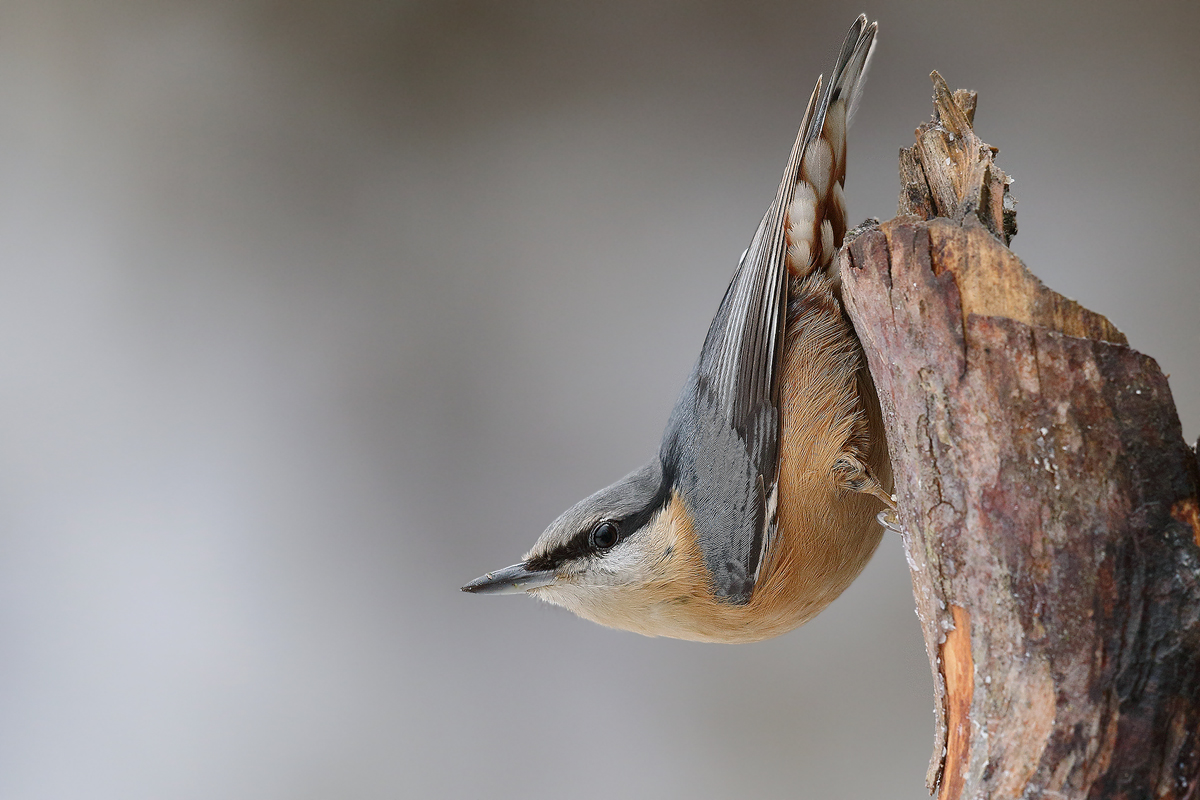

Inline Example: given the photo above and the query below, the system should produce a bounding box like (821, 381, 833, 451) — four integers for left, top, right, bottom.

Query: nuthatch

(463, 16, 893, 643)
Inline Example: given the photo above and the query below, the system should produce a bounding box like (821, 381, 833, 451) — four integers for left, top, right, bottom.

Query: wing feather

(665, 17, 877, 603)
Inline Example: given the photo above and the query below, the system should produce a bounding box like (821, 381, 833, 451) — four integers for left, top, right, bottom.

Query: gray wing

(663, 17, 877, 604)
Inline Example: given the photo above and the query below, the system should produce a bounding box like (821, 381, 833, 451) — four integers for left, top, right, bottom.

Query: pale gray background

(0, 1, 1196, 798)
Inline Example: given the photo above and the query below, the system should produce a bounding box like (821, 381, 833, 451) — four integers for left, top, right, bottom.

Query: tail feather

(785, 16, 876, 279)
(832, 15, 877, 124)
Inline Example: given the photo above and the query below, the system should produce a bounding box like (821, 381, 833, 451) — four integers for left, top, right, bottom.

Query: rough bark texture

(840, 73, 1200, 799)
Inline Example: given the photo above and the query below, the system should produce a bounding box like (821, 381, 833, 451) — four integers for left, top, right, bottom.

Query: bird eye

(590, 521, 620, 550)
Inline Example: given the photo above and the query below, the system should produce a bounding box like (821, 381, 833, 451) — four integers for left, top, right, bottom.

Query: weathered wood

(841, 75, 1200, 799)
(896, 71, 1017, 245)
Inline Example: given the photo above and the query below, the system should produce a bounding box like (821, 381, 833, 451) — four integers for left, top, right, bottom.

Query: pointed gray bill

(461, 563, 556, 595)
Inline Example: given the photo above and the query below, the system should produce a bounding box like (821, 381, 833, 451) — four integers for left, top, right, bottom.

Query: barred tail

(785, 15, 876, 278)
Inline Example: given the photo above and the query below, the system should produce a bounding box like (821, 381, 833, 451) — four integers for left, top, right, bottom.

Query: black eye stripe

(524, 520, 623, 571)
(527, 521, 619, 571)
(525, 531, 591, 572)
(524, 458, 675, 572)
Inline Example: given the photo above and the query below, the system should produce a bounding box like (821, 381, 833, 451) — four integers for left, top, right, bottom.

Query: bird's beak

(461, 562, 557, 595)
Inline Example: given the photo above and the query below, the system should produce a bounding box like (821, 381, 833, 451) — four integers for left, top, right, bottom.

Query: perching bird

(463, 16, 893, 643)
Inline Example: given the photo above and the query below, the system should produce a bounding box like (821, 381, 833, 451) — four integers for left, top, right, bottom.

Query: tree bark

(840, 72, 1200, 799)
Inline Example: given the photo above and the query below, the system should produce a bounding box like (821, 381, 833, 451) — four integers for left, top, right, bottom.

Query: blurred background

(0, 1, 1195, 798)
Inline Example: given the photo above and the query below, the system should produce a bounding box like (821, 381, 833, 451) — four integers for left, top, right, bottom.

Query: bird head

(462, 461, 713, 636)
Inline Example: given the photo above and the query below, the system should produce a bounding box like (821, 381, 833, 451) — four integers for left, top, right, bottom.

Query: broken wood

(840, 72, 1200, 799)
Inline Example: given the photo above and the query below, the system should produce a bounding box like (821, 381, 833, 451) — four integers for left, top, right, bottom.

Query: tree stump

(840, 72, 1200, 799)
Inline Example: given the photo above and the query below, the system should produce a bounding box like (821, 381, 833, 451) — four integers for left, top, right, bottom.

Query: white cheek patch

(589, 542, 650, 585)
(549, 525, 666, 597)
